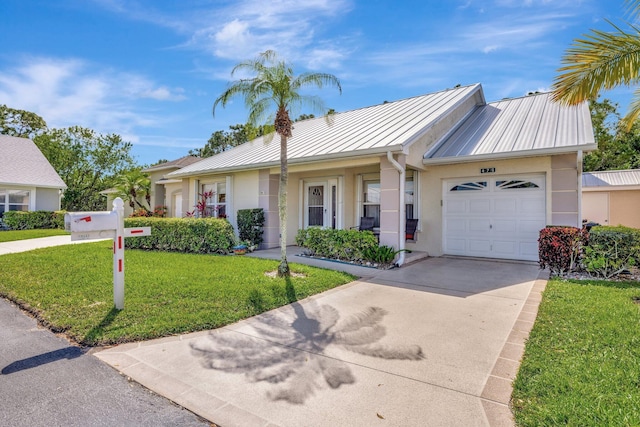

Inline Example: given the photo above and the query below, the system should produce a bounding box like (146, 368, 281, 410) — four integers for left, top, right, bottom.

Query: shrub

(2, 210, 66, 230)
(152, 205, 167, 218)
(129, 208, 152, 217)
(583, 225, 640, 279)
(123, 217, 236, 254)
(237, 208, 265, 246)
(363, 245, 411, 267)
(295, 227, 378, 262)
(538, 226, 587, 276)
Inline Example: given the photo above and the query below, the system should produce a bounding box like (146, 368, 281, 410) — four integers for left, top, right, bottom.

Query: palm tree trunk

(277, 133, 290, 277)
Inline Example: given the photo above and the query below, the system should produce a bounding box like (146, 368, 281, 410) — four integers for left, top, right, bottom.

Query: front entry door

(307, 184, 326, 227)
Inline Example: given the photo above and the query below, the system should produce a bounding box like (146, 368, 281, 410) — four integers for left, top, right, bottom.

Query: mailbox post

(65, 197, 151, 310)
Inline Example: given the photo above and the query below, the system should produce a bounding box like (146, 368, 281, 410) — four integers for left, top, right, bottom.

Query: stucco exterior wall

(419, 156, 553, 257)
(35, 187, 61, 211)
(583, 189, 640, 228)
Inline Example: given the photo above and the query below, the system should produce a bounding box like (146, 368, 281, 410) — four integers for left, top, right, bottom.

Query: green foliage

(363, 245, 411, 267)
(512, 278, 640, 426)
(295, 227, 379, 263)
(190, 123, 273, 157)
(584, 98, 640, 171)
(123, 217, 236, 254)
(34, 126, 137, 211)
(0, 104, 47, 138)
(552, 0, 640, 130)
(237, 208, 265, 246)
(2, 210, 66, 230)
(538, 226, 587, 276)
(113, 169, 151, 212)
(0, 241, 354, 345)
(583, 226, 640, 278)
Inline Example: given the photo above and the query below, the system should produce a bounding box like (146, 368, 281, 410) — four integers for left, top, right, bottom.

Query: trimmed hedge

(295, 227, 379, 263)
(583, 225, 640, 279)
(123, 217, 236, 254)
(237, 208, 265, 246)
(538, 226, 586, 276)
(2, 211, 66, 230)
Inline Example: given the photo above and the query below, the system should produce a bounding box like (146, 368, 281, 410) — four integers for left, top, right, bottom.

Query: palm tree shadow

(190, 299, 424, 404)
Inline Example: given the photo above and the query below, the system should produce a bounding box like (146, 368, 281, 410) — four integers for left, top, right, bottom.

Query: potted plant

(232, 243, 248, 255)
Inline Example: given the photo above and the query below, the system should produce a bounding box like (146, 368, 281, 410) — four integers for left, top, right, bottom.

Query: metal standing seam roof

(582, 169, 640, 187)
(143, 155, 201, 172)
(168, 84, 484, 178)
(0, 135, 67, 188)
(423, 92, 595, 163)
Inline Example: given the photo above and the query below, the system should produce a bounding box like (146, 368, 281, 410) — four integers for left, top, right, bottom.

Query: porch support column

(258, 169, 280, 249)
(379, 153, 405, 248)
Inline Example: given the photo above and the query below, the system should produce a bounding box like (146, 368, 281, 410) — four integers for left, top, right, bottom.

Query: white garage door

(443, 175, 546, 261)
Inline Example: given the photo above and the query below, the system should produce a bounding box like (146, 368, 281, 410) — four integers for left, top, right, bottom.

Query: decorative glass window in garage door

(443, 175, 546, 261)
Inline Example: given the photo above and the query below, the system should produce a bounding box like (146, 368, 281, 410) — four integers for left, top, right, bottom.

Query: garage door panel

(446, 238, 467, 252)
(492, 219, 517, 233)
(446, 200, 467, 214)
(493, 240, 517, 255)
(446, 218, 467, 233)
(519, 219, 546, 234)
(468, 239, 491, 253)
(520, 198, 545, 214)
(520, 241, 539, 258)
(469, 219, 490, 232)
(469, 199, 491, 214)
(494, 198, 517, 214)
(443, 174, 545, 261)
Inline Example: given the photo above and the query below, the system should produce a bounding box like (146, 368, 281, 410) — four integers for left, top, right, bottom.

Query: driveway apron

(96, 257, 545, 427)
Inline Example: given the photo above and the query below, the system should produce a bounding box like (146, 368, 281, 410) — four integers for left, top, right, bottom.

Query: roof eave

(422, 143, 598, 166)
(0, 181, 67, 189)
(167, 145, 405, 179)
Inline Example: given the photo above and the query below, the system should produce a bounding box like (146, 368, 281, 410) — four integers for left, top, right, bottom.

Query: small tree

(114, 170, 151, 212)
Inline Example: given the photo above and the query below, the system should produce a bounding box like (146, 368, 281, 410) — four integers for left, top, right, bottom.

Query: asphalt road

(0, 298, 211, 427)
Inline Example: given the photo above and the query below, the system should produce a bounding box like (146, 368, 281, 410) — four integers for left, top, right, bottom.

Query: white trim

(423, 144, 598, 165)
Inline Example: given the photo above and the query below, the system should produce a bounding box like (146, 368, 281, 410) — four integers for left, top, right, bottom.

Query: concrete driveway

(96, 257, 546, 427)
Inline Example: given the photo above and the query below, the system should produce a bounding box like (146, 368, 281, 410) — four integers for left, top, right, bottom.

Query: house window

(450, 181, 487, 191)
(0, 189, 30, 215)
(362, 178, 380, 227)
(496, 180, 539, 189)
(201, 182, 226, 218)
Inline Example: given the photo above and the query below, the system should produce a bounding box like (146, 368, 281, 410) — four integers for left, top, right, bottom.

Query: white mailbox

(65, 211, 118, 233)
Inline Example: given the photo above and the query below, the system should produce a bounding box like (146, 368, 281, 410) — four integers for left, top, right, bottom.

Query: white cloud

(0, 57, 184, 134)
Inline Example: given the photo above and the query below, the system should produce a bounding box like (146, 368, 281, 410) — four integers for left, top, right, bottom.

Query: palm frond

(626, 0, 640, 21)
(552, 21, 640, 105)
(622, 85, 640, 130)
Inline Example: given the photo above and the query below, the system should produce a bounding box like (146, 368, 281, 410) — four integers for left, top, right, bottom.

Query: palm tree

(213, 50, 341, 277)
(552, 0, 640, 130)
(114, 170, 151, 213)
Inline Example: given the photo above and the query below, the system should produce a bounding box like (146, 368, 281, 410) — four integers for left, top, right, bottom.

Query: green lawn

(512, 278, 640, 426)
(0, 241, 354, 346)
(0, 229, 68, 242)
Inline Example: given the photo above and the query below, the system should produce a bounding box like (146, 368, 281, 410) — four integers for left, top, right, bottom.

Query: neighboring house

(143, 156, 201, 217)
(582, 169, 640, 228)
(165, 84, 595, 262)
(0, 135, 66, 215)
(102, 155, 200, 217)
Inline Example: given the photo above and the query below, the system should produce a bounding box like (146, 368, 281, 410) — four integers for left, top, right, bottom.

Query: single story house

(143, 155, 201, 217)
(0, 135, 66, 215)
(166, 83, 595, 262)
(582, 169, 640, 228)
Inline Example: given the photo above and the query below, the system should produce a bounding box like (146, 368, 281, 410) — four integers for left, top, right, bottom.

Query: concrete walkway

(96, 256, 547, 427)
(0, 235, 107, 255)
(1, 236, 547, 426)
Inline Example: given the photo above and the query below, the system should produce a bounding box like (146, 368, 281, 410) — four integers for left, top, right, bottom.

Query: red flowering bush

(538, 226, 588, 275)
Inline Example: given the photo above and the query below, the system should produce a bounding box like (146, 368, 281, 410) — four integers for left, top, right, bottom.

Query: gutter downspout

(387, 151, 405, 266)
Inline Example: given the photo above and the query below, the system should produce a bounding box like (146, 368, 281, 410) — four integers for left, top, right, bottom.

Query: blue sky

(0, 0, 630, 165)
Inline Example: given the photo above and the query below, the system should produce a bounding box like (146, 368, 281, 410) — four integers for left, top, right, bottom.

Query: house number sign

(480, 167, 496, 174)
